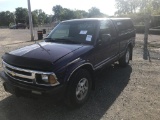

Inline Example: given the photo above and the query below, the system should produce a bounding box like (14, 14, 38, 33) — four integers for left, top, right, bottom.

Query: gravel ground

(0, 30, 160, 120)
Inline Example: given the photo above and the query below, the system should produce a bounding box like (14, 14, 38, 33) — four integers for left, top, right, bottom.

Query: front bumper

(0, 71, 66, 99)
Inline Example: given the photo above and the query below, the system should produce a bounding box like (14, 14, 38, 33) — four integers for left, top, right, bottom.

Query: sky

(0, 0, 116, 16)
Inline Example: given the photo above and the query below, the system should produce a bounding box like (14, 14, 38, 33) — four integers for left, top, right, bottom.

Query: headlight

(40, 74, 58, 85)
(41, 74, 48, 82)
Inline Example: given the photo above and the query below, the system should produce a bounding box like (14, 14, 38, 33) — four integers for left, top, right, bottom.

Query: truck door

(93, 20, 119, 68)
(108, 20, 119, 58)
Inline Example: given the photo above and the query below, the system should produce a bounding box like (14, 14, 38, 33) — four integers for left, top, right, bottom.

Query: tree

(15, 7, 28, 23)
(52, 5, 108, 21)
(0, 11, 15, 26)
(139, 0, 153, 14)
(152, 0, 160, 14)
(138, 0, 160, 14)
(74, 10, 88, 18)
(152, 0, 160, 12)
(52, 5, 87, 21)
(44, 15, 52, 24)
(115, 0, 140, 15)
(61, 8, 75, 20)
(32, 9, 48, 25)
(88, 7, 104, 18)
(115, 0, 160, 15)
(37, 10, 47, 25)
(52, 5, 63, 21)
(31, 11, 38, 26)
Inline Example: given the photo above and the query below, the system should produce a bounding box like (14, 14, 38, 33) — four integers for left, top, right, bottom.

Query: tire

(65, 69, 92, 108)
(119, 47, 131, 67)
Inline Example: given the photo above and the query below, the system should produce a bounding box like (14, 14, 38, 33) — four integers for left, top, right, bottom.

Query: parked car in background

(9, 23, 26, 29)
(0, 18, 135, 108)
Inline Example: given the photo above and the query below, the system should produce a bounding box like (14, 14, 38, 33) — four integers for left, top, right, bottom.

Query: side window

(100, 20, 117, 38)
(108, 21, 117, 37)
(100, 20, 110, 35)
(116, 21, 125, 32)
(126, 20, 134, 30)
(116, 20, 134, 33)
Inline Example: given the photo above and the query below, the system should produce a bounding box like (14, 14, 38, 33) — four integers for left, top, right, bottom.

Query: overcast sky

(0, 0, 116, 15)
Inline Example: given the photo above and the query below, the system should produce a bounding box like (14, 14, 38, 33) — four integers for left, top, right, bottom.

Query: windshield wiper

(45, 38, 81, 44)
(55, 38, 81, 44)
(44, 38, 55, 42)
(36, 43, 50, 55)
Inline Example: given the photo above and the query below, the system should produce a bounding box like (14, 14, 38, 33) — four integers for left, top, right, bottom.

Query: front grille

(6, 66, 32, 76)
(2, 60, 59, 86)
(2, 61, 35, 83)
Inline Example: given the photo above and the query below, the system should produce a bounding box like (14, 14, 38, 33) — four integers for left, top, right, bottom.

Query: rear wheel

(66, 69, 92, 108)
(119, 47, 131, 67)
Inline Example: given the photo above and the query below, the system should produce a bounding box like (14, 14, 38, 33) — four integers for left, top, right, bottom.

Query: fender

(119, 37, 135, 59)
(63, 58, 94, 82)
(125, 37, 135, 50)
(125, 37, 135, 60)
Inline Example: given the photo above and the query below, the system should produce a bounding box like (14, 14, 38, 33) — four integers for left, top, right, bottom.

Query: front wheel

(65, 69, 92, 108)
(119, 47, 131, 67)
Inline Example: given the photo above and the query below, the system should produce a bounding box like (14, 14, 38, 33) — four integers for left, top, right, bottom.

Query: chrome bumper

(2, 60, 59, 86)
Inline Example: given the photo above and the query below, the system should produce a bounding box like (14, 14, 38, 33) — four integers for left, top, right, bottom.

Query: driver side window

(99, 20, 111, 43)
(100, 20, 110, 36)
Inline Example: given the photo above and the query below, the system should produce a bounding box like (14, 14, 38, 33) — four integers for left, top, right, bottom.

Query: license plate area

(3, 82, 42, 97)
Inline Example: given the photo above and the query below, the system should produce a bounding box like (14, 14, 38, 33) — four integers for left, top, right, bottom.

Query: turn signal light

(48, 75, 58, 84)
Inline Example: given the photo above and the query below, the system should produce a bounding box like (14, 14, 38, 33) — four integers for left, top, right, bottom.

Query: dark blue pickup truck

(0, 18, 135, 107)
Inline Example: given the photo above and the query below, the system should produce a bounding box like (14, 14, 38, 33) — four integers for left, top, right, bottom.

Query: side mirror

(101, 34, 111, 42)
(97, 34, 111, 46)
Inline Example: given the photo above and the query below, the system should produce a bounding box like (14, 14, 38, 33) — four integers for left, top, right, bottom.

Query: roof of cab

(61, 18, 131, 23)
(110, 18, 131, 21)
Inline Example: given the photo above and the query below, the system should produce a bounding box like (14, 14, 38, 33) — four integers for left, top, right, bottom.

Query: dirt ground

(0, 29, 160, 120)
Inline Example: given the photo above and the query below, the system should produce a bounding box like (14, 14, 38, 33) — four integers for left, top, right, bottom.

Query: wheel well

(81, 65, 94, 74)
(68, 64, 95, 90)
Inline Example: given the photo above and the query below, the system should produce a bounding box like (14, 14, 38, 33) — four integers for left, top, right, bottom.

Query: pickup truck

(0, 18, 135, 107)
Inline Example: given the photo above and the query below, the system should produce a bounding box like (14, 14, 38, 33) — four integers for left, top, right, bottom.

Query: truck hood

(9, 42, 83, 63)
(2, 42, 86, 71)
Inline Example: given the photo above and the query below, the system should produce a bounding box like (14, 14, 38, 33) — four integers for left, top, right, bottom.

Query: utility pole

(143, 0, 150, 60)
(143, 14, 150, 60)
(27, 0, 34, 41)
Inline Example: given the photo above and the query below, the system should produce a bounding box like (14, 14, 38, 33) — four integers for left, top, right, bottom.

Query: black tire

(65, 69, 92, 108)
(119, 47, 131, 67)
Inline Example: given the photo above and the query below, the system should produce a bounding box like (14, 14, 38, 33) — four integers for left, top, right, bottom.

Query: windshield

(46, 21, 97, 45)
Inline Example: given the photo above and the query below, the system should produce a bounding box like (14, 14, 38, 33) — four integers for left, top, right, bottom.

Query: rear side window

(116, 20, 134, 32)
(126, 20, 134, 29)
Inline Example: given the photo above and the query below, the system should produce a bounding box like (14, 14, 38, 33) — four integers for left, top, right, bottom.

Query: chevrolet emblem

(10, 71, 16, 76)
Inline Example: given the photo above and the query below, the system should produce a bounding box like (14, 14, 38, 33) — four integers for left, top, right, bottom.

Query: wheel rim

(76, 78, 89, 101)
(125, 49, 130, 63)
